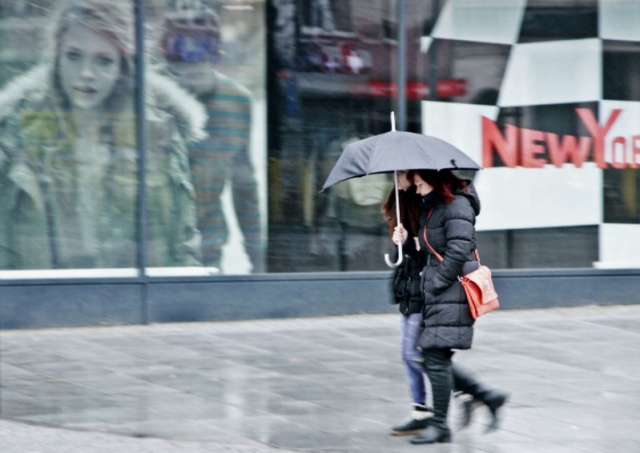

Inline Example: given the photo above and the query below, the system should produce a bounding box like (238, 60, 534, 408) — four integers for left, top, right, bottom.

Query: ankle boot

(483, 390, 509, 432)
(458, 396, 482, 429)
(453, 364, 509, 432)
(410, 425, 451, 444)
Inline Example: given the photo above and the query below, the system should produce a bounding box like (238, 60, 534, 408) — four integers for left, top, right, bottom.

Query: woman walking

(382, 172, 433, 435)
(392, 169, 508, 444)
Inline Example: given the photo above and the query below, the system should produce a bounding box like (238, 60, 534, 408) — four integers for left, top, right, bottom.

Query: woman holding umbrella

(382, 171, 433, 435)
(392, 169, 509, 444)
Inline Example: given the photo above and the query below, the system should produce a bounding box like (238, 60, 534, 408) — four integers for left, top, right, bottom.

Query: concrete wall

(1, 269, 638, 330)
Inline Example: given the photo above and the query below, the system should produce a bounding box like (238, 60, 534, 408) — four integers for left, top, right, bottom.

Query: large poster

(0, 0, 267, 276)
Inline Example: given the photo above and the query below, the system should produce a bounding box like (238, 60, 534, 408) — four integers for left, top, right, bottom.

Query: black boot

(484, 391, 509, 432)
(390, 404, 433, 436)
(458, 395, 482, 429)
(411, 349, 453, 444)
(453, 364, 509, 433)
(410, 424, 451, 444)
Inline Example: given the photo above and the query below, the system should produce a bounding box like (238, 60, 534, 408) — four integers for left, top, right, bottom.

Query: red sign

(366, 79, 466, 99)
(483, 108, 640, 169)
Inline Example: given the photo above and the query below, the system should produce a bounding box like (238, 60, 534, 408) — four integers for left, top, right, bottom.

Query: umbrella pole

(384, 170, 404, 268)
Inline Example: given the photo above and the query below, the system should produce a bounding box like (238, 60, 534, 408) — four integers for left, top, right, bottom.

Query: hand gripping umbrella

(321, 112, 481, 268)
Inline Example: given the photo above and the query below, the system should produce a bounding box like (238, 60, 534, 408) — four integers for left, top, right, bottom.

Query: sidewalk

(0, 418, 298, 452)
(1, 305, 639, 452)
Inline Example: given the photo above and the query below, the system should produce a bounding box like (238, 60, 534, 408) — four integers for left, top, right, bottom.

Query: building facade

(0, 0, 638, 329)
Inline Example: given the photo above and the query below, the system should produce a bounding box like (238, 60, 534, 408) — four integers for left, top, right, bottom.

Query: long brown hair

(381, 185, 421, 237)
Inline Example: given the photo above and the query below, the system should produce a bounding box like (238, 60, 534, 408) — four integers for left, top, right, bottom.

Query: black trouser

(422, 348, 454, 429)
(423, 348, 491, 429)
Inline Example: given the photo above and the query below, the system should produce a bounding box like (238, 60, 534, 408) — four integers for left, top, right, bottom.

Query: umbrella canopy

(321, 130, 481, 191)
(320, 115, 481, 268)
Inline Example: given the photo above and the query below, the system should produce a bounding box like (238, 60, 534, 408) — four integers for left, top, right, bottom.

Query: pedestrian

(382, 171, 433, 435)
(0, 0, 204, 269)
(392, 169, 509, 444)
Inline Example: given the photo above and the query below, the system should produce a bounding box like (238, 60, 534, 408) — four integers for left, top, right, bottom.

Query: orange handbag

(458, 254, 500, 319)
(423, 212, 499, 319)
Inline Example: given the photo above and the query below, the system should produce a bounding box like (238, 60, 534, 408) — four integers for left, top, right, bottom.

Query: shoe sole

(390, 429, 427, 436)
(409, 436, 451, 444)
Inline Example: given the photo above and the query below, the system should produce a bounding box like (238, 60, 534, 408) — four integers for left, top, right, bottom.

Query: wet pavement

(0, 305, 639, 452)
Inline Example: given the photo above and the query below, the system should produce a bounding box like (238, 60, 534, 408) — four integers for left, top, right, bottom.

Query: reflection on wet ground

(1, 305, 639, 452)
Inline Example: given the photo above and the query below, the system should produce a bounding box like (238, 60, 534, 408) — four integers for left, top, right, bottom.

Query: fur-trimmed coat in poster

(0, 65, 207, 269)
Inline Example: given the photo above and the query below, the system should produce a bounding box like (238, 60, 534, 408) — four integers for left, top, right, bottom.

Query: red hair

(407, 170, 467, 204)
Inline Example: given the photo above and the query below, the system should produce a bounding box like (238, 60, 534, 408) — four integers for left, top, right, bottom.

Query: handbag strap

(423, 208, 481, 264)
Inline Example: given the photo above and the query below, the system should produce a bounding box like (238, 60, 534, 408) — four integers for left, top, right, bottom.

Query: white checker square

(597, 224, 640, 268)
(422, 100, 498, 166)
(599, 0, 640, 42)
(432, 0, 527, 45)
(498, 39, 602, 107)
(474, 164, 602, 231)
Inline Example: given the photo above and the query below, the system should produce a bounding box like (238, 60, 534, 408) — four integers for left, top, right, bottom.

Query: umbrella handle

(384, 245, 403, 268)
(384, 169, 403, 268)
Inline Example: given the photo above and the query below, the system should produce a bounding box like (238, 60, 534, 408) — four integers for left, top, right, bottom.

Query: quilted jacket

(416, 183, 480, 350)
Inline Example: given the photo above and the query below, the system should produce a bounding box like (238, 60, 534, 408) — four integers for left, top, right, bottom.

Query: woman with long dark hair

(382, 171, 433, 436)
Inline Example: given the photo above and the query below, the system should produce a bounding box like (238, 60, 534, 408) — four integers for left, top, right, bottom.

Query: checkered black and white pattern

(419, 0, 640, 268)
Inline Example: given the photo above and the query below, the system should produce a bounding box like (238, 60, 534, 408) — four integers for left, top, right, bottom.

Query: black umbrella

(322, 129, 481, 190)
(321, 113, 481, 268)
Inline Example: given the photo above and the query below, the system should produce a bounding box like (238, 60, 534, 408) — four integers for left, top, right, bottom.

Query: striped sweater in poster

(188, 70, 263, 270)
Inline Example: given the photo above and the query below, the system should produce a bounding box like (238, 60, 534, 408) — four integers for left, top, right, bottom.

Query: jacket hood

(0, 64, 206, 143)
(459, 181, 481, 216)
(420, 180, 481, 216)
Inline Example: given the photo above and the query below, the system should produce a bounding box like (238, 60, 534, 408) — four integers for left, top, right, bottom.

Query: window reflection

(268, 0, 640, 272)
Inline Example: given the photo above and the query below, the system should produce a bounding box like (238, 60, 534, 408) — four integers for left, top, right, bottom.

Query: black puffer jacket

(416, 183, 480, 350)
(391, 239, 425, 315)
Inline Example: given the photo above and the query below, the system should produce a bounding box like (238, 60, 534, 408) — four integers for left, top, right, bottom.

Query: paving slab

(1, 305, 639, 452)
